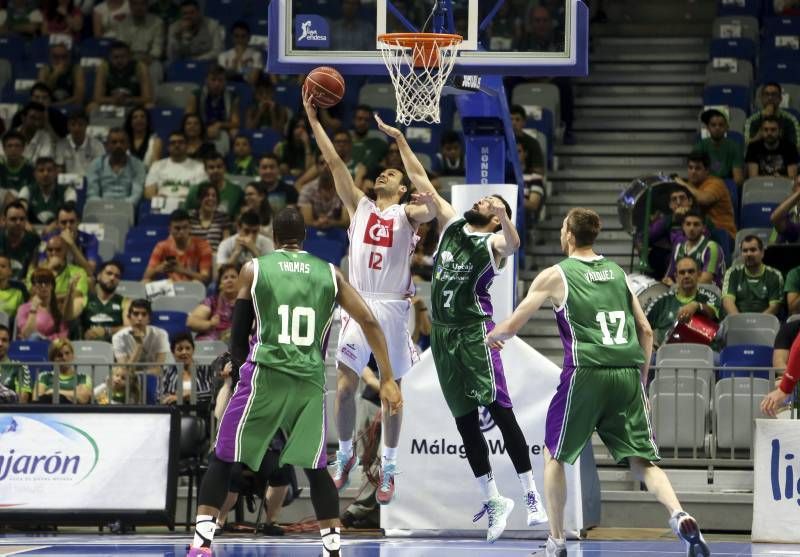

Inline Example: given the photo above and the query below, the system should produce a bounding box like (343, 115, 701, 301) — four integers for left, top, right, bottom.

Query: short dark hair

(763, 82, 782, 94)
(687, 151, 710, 169)
(354, 104, 373, 114)
(129, 298, 151, 316)
(67, 108, 89, 123)
(169, 208, 190, 223)
(4, 200, 27, 217)
(231, 20, 250, 34)
(741, 234, 764, 250)
(169, 129, 187, 141)
(681, 207, 704, 223)
(510, 104, 527, 119)
(180, 0, 199, 8)
(98, 260, 124, 277)
(22, 101, 46, 115)
(110, 40, 130, 52)
(207, 63, 226, 78)
(1, 130, 26, 146)
(34, 156, 56, 168)
(58, 201, 79, 217)
(491, 194, 513, 220)
(761, 115, 780, 127)
(259, 152, 280, 165)
(170, 331, 195, 351)
(441, 131, 461, 146)
(197, 182, 218, 202)
(332, 130, 351, 143)
(273, 207, 306, 245)
(239, 210, 261, 227)
(203, 151, 225, 165)
(566, 207, 601, 247)
(676, 256, 699, 271)
(30, 82, 53, 100)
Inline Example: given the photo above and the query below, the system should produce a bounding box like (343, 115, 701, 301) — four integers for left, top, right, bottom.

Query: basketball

(303, 66, 346, 109)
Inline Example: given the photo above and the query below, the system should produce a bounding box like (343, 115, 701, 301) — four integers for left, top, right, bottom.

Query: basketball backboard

(267, 0, 588, 77)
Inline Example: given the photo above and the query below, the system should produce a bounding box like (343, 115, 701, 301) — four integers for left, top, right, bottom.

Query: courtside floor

(1, 535, 800, 556)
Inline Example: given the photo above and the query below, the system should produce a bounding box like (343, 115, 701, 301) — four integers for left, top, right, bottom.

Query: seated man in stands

(770, 175, 800, 243)
(432, 131, 465, 177)
(0, 201, 41, 279)
(184, 153, 244, 216)
(86, 127, 146, 206)
(144, 131, 208, 201)
(0, 324, 32, 403)
(18, 157, 77, 226)
(693, 108, 744, 188)
(215, 211, 273, 267)
(744, 83, 800, 148)
(186, 64, 239, 154)
(0, 131, 35, 200)
(663, 208, 726, 288)
(144, 209, 213, 284)
(675, 151, 737, 245)
(722, 235, 783, 316)
(32, 235, 89, 317)
(227, 134, 257, 177)
(38, 202, 99, 276)
(255, 153, 298, 213)
(112, 298, 170, 374)
(81, 261, 130, 342)
(645, 256, 720, 347)
(54, 109, 105, 176)
(91, 41, 154, 110)
(745, 116, 799, 179)
(298, 155, 349, 230)
(510, 104, 546, 176)
(785, 265, 800, 317)
(167, 0, 223, 63)
(10, 102, 56, 162)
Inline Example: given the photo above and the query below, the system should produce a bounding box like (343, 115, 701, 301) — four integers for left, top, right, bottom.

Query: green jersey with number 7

(250, 249, 337, 390)
(555, 256, 644, 368)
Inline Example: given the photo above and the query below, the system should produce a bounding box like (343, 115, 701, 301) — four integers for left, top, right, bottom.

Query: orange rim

(377, 32, 463, 49)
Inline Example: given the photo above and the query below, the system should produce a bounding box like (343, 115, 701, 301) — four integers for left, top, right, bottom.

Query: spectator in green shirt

(722, 235, 784, 316)
(785, 266, 800, 316)
(645, 256, 720, 347)
(744, 83, 800, 148)
(0, 324, 31, 403)
(36, 338, 92, 404)
(694, 108, 744, 188)
(227, 134, 257, 177)
(184, 152, 244, 216)
(0, 200, 41, 279)
(0, 131, 36, 206)
(0, 255, 25, 319)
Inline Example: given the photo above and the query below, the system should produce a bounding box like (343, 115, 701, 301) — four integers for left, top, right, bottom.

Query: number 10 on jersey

(596, 311, 627, 345)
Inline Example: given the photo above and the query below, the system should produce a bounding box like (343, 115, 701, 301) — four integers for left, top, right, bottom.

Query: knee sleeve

(454, 409, 491, 478)
(488, 401, 532, 474)
(304, 467, 340, 521)
(198, 453, 235, 509)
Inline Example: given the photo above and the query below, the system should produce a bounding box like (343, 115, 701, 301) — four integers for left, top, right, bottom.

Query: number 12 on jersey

(595, 310, 627, 345)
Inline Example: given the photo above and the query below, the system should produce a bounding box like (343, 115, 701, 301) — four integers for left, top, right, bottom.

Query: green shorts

(545, 366, 660, 465)
(430, 321, 512, 418)
(215, 362, 327, 470)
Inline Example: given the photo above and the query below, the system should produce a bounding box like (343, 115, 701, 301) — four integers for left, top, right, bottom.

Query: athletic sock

(321, 526, 341, 557)
(518, 470, 536, 494)
(339, 438, 353, 458)
(192, 514, 216, 548)
(382, 445, 398, 463)
(477, 471, 499, 501)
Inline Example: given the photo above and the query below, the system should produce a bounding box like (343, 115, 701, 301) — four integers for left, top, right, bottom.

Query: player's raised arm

(405, 191, 438, 225)
(334, 268, 403, 415)
(627, 277, 654, 385)
(374, 114, 456, 225)
(489, 195, 521, 259)
(303, 93, 364, 216)
(486, 265, 564, 347)
(229, 260, 256, 370)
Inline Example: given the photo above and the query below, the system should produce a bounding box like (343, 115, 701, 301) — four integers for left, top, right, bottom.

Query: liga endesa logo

(0, 415, 99, 504)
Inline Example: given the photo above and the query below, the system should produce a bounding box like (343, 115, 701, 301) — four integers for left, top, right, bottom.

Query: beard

(98, 280, 116, 295)
(463, 209, 492, 227)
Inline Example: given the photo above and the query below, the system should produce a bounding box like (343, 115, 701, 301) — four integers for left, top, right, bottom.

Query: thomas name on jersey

(278, 261, 311, 274)
(585, 269, 614, 283)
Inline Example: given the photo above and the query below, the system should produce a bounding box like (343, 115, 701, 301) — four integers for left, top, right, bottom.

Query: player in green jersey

(375, 116, 548, 544)
(487, 208, 710, 557)
(187, 208, 402, 557)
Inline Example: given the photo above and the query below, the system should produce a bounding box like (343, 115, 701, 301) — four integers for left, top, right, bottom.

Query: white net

(378, 34, 462, 125)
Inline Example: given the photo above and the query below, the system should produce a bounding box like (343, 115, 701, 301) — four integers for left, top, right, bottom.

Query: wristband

(779, 372, 797, 395)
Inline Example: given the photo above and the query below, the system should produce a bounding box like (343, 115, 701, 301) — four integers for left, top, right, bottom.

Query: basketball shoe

(544, 535, 567, 556)
(473, 495, 514, 543)
(525, 489, 549, 526)
(669, 511, 711, 556)
(375, 461, 396, 505)
(331, 450, 359, 490)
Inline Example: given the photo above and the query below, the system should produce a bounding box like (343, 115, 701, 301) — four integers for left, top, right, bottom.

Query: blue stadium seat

(9, 340, 50, 380)
(724, 178, 740, 227)
(304, 237, 348, 266)
(226, 81, 253, 119)
(716, 0, 761, 17)
(149, 107, 185, 141)
(526, 109, 555, 143)
(719, 344, 772, 379)
(145, 374, 159, 404)
(117, 252, 149, 280)
(240, 128, 282, 157)
(125, 225, 169, 252)
(709, 38, 756, 65)
(406, 123, 443, 159)
(740, 202, 778, 228)
(726, 130, 744, 148)
(78, 37, 114, 59)
(28, 36, 51, 65)
(138, 212, 172, 227)
(702, 85, 751, 113)
(203, 0, 246, 28)
(165, 60, 211, 84)
(152, 310, 189, 340)
(307, 226, 348, 245)
(758, 52, 800, 84)
(763, 16, 800, 37)
(273, 82, 302, 113)
(0, 37, 25, 63)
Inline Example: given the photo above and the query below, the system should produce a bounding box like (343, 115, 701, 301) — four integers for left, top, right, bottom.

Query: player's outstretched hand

(485, 322, 514, 350)
(410, 191, 436, 208)
(380, 380, 403, 415)
(374, 114, 402, 140)
(302, 91, 318, 120)
(761, 387, 790, 417)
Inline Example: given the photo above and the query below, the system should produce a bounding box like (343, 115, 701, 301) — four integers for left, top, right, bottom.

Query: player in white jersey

(305, 94, 436, 504)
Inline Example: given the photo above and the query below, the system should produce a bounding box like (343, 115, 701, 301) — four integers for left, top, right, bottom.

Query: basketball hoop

(377, 32, 462, 125)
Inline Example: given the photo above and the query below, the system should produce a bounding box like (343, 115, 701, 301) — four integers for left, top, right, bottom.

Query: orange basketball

(303, 66, 346, 109)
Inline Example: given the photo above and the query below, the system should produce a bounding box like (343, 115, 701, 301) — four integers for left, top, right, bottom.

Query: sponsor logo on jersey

(440, 250, 454, 265)
(363, 213, 394, 247)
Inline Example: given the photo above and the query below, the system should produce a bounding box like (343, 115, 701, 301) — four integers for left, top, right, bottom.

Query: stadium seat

(195, 340, 227, 365)
(709, 38, 757, 66)
(125, 225, 169, 252)
(731, 227, 771, 260)
(436, 175, 464, 202)
(172, 281, 207, 302)
(716, 0, 761, 17)
(273, 82, 302, 113)
(116, 280, 148, 300)
(152, 295, 200, 314)
(702, 85, 750, 113)
(763, 15, 800, 37)
(204, 0, 246, 27)
(511, 83, 561, 129)
(719, 344, 773, 379)
(166, 60, 211, 84)
(27, 36, 51, 65)
(741, 176, 793, 206)
(649, 377, 708, 451)
(156, 82, 197, 109)
(722, 313, 780, 348)
(83, 199, 135, 227)
(138, 211, 172, 227)
(117, 253, 150, 281)
(715, 377, 770, 450)
(78, 37, 114, 59)
(705, 60, 753, 88)
(758, 52, 800, 85)
(0, 37, 25, 63)
(740, 202, 778, 229)
(711, 16, 759, 42)
(782, 83, 800, 112)
(239, 128, 282, 158)
(655, 343, 715, 389)
(152, 310, 189, 340)
(72, 341, 114, 383)
(0, 60, 12, 93)
(149, 107, 185, 141)
(304, 237, 348, 266)
(98, 238, 115, 262)
(358, 82, 396, 111)
(723, 179, 739, 226)
(226, 81, 253, 119)
(406, 123, 443, 159)
(9, 340, 50, 379)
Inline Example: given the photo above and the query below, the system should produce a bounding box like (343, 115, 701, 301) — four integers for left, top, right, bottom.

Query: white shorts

(336, 298, 419, 380)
